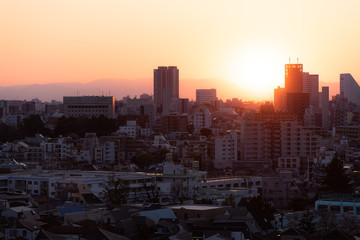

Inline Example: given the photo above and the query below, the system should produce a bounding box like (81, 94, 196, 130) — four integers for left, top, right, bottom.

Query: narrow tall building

(321, 86, 329, 130)
(285, 64, 303, 93)
(153, 66, 179, 116)
(303, 72, 319, 107)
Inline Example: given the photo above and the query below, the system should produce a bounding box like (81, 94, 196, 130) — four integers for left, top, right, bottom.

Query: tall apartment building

(340, 73, 360, 106)
(196, 89, 217, 106)
(214, 130, 239, 169)
(193, 108, 212, 132)
(280, 121, 320, 158)
(63, 96, 115, 119)
(153, 66, 179, 116)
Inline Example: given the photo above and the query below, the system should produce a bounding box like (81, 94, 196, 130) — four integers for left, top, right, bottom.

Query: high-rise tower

(285, 63, 303, 93)
(153, 66, 179, 116)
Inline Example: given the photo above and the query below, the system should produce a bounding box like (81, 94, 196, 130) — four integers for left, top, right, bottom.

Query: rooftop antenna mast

(289, 58, 291, 64)
(297, 57, 299, 64)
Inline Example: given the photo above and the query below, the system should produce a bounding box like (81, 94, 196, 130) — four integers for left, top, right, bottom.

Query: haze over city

(1, 0, 360, 101)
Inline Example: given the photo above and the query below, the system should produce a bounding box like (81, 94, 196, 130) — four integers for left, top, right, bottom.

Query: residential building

(214, 130, 239, 169)
(154, 66, 179, 116)
(193, 108, 212, 132)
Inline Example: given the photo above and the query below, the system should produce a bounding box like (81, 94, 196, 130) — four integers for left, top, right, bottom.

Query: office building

(303, 72, 319, 107)
(285, 63, 303, 93)
(153, 66, 179, 116)
(63, 96, 115, 119)
(196, 89, 217, 106)
(340, 73, 360, 106)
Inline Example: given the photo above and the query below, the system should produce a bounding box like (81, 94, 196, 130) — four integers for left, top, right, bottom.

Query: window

(34, 181, 38, 185)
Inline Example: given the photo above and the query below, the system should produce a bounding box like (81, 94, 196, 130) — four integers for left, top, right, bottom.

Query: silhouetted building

(340, 73, 360, 106)
(160, 114, 188, 133)
(321, 86, 330, 130)
(196, 89, 217, 106)
(285, 63, 303, 93)
(303, 72, 319, 107)
(286, 93, 309, 123)
(63, 96, 115, 119)
(154, 66, 179, 116)
(274, 86, 286, 112)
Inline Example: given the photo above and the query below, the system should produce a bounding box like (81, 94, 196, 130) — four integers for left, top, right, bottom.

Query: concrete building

(160, 114, 188, 133)
(214, 130, 239, 169)
(154, 66, 179, 116)
(303, 72, 319, 107)
(193, 108, 212, 132)
(320, 86, 330, 130)
(285, 63, 303, 93)
(63, 96, 115, 119)
(340, 73, 360, 106)
(196, 89, 217, 106)
(280, 121, 320, 158)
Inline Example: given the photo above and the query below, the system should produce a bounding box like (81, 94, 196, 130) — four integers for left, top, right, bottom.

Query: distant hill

(0, 79, 153, 102)
(0, 79, 339, 102)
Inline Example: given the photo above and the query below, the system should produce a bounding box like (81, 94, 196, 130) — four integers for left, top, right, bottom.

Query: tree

(170, 182, 188, 203)
(143, 181, 160, 203)
(222, 194, 235, 207)
(18, 114, 49, 137)
(246, 196, 275, 219)
(103, 175, 130, 208)
(200, 128, 212, 137)
(322, 154, 353, 193)
(131, 153, 155, 170)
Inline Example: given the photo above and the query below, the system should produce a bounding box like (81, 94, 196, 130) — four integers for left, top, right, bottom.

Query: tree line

(0, 115, 119, 142)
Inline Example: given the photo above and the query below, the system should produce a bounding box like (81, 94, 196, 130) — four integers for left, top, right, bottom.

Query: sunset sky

(1, 0, 360, 101)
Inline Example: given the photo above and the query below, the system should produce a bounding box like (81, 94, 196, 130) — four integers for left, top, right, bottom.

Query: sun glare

(228, 45, 284, 100)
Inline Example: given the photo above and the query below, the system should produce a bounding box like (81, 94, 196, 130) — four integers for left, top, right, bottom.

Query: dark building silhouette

(153, 66, 179, 117)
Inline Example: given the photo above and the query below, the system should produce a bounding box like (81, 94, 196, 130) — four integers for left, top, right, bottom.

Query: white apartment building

(63, 96, 115, 119)
(214, 130, 239, 169)
(117, 120, 139, 137)
(193, 108, 212, 132)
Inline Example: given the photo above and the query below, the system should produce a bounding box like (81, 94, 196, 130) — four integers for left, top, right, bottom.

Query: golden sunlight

(227, 45, 284, 99)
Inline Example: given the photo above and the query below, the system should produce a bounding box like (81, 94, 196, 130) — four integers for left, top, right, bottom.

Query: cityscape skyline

(2, 1, 360, 101)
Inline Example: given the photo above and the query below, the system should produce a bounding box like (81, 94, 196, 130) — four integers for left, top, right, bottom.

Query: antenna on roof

(297, 57, 299, 64)
(289, 58, 291, 64)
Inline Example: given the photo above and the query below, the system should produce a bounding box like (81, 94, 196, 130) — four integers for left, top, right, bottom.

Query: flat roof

(169, 205, 225, 210)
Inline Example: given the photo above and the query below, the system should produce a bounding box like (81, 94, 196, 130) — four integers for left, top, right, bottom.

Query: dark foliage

(246, 196, 275, 219)
(53, 116, 119, 137)
(18, 114, 50, 137)
(0, 123, 21, 142)
(321, 154, 353, 193)
(103, 175, 130, 208)
(200, 128, 212, 137)
(131, 148, 170, 170)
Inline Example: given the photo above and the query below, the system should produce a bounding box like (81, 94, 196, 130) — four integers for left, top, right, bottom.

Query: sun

(227, 45, 284, 100)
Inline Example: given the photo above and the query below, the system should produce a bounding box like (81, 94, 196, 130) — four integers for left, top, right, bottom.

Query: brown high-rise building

(153, 66, 179, 116)
(285, 64, 303, 93)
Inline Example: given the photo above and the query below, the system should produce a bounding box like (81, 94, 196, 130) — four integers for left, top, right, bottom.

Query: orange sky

(1, 0, 360, 101)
